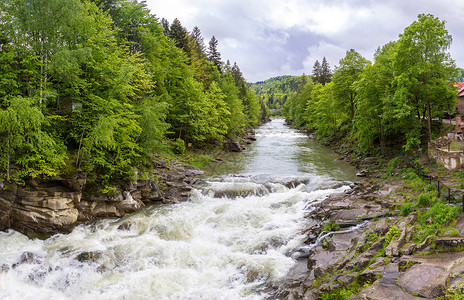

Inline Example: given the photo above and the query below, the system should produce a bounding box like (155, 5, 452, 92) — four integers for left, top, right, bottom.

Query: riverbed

(0, 119, 358, 299)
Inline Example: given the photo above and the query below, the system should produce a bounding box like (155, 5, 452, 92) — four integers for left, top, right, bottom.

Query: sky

(145, 0, 464, 83)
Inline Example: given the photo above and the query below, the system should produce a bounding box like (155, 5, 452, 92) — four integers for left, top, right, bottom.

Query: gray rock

(397, 264, 447, 298)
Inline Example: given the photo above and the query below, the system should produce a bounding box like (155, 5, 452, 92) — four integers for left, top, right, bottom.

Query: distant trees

(284, 14, 458, 154)
(0, 0, 265, 186)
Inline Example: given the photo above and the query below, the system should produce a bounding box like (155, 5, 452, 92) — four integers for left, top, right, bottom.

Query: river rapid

(0, 119, 358, 300)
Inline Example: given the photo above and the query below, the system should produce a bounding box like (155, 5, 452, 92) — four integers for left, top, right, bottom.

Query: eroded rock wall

(0, 160, 204, 238)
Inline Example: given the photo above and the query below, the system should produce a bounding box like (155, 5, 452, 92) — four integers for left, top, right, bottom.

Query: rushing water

(0, 119, 358, 300)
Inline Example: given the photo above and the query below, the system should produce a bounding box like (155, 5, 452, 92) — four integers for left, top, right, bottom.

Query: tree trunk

(379, 120, 386, 155)
(425, 72, 432, 141)
(349, 93, 355, 122)
(426, 94, 432, 141)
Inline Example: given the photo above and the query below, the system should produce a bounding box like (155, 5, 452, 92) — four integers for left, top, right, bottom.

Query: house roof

(455, 82, 464, 97)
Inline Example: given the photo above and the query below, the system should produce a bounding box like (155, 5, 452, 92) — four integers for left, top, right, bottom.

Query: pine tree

(169, 18, 190, 54)
(312, 60, 321, 84)
(207, 36, 222, 73)
(161, 18, 170, 37)
(321, 57, 332, 84)
(190, 26, 205, 54)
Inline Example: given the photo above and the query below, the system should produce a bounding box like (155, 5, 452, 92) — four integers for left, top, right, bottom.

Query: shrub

(172, 138, 185, 155)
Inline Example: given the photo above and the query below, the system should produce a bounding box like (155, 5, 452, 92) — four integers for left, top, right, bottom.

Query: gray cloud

(147, 0, 464, 82)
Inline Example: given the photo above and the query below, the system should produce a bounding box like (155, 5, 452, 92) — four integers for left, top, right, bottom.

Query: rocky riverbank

(274, 157, 464, 300)
(0, 159, 205, 238)
(0, 127, 258, 239)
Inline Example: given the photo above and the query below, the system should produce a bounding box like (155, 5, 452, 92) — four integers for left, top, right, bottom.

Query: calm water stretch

(0, 119, 358, 299)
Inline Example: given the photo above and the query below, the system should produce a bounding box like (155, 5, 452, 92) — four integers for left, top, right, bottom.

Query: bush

(172, 138, 185, 155)
(415, 202, 461, 242)
(416, 192, 433, 207)
(323, 221, 340, 232)
(401, 202, 414, 216)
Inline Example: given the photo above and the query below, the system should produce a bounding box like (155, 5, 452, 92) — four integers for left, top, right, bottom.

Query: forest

(0, 0, 266, 188)
(281, 14, 460, 156)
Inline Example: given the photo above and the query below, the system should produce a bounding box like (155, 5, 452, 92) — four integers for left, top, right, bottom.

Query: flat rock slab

(352, 263, 431, 300)
(353, 281, 430, 300)
(453, 213, 464, 236)
(330, 208, 387, 221)
(397, 264, 447, 299)
(331, 229, 363, 251)
(396, 252, 464, 299)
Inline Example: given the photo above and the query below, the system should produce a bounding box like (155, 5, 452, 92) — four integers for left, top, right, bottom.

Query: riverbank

(277, 149, 464, 299)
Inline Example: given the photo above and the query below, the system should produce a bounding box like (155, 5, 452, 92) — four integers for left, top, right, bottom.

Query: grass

(440, 140, 464, 152)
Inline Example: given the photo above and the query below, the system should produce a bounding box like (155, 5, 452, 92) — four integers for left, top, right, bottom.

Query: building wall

(429, 144, 464, 170)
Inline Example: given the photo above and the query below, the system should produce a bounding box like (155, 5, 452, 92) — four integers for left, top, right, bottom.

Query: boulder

(397, 264, 447, 298)
(223, 139, 243, 152)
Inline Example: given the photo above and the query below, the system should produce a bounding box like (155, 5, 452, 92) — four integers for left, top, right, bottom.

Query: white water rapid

(0, 119, 358, 299)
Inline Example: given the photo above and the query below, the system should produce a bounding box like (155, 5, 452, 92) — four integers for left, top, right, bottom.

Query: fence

(408, 162, 464, 212)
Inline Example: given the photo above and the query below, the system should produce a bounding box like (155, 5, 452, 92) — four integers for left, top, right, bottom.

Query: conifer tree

(321, 57, 332, 84)
(312, 60, 321, 84)
(208, 36, 222, 73)
(161, 18, 170, 37)
(170, 18, 190, 54)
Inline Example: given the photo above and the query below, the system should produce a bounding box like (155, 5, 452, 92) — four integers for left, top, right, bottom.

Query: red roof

(455, 82, 464, 97)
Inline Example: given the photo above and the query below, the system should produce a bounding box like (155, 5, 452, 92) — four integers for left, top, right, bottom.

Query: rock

(337, 273, 356, 286)
(116, 191, 144, 213)
(356, 169, 368, 177)
(414, 235, 433, 253)
(76, 251, 102, 263)
(397, 264, 447, 298)
(12, 252, 42, 269)
(358, 265, 383, 285)
(223, 139, 243, 152)
(118, 221, 135, 231)
(0, 158, 205, 237)
(435, 237, 464, 249)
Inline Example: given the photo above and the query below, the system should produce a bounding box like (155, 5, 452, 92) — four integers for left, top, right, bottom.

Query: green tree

(321, 57, 332, 85)
(394, 13, 458, 141)
(0, 97, 66, 182)
(312, 60, 322, 84)
(208, 36, 222, 73)
(170, 18, 190, 54)
(354, 42, 396, 154)
(308, 82, 338, 138)
(332, 49, 370, 126)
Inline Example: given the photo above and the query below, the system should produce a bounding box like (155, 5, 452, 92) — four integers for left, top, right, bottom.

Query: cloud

(146, 0, 464, 82)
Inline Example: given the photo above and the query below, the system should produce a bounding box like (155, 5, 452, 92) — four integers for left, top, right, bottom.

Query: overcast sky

(145, 0, 464, 83)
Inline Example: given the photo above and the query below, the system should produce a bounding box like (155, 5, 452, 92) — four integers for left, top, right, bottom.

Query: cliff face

(0, 160, 204, 238)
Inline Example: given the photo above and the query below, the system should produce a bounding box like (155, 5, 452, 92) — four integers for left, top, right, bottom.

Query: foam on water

(0, 119, 357, 299)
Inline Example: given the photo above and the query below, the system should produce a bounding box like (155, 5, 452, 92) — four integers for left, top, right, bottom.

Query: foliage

(172, 138, 186, 155)
(281, 14, 458, 155)
(249, 76, 302, 110)
(415, 201, 461, 242)
(0, 0, 264, 187)
(323, 221, 341, 232)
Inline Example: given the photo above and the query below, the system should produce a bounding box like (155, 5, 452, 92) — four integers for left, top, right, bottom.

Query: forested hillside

(0, 0, 266, 188)
(284, 14, 459, 155)
(249, 76, 302, 109)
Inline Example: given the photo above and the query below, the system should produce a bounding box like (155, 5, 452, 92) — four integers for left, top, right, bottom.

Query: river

(0, 119, 357, 299)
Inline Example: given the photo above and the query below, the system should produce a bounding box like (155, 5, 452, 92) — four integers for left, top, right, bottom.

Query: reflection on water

(204, 118, 358, 182)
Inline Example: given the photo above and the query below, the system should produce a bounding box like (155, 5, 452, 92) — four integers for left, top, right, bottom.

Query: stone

(118, 221, 135, 231)
(223, 139, 243, 152)
(356, 169, 368, 177)
(76, 251, 102, 263)
(397, 264, 447, 299)
(337, 273, 356, 286)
